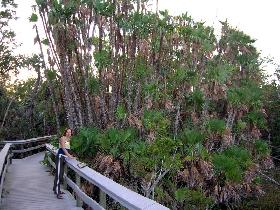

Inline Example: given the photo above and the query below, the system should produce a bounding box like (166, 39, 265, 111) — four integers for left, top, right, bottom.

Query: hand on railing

(68, 155, 76, 159)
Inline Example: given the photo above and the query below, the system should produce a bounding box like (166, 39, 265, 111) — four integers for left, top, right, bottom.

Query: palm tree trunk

(35, 23, 61, 133)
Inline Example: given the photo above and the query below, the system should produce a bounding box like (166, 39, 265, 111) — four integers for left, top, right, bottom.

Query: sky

(12, 0, 280, 81)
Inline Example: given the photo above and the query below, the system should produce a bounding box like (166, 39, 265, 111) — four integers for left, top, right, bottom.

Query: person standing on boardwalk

(53, 128, 74, 199)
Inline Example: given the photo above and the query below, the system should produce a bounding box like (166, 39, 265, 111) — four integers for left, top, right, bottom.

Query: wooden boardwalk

(0, 152, 82, 210)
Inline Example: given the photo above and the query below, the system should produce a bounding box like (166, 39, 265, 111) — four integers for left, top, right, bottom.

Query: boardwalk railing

(0, 136, 53, 203)
(46, 144, 169, 210)
(3, 136, 53, 158)
(0, 143, 12, 202)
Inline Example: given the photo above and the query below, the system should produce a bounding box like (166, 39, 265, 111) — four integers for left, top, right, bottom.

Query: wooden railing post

(6, 154, 10, 172)
(9, 152, 12, 164)
(63, 164, 68, 189)
(28, 142, 32, 156)
(75, 173, 83, 207)
(99, 190, 106, 209)
(20, 144, 24, 158)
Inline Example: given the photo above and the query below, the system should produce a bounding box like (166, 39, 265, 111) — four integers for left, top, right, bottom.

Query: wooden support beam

(75, 173, 83, 207)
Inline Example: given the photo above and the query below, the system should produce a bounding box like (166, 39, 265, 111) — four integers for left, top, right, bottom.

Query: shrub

(71, 127, 100, 157)
(255, 139, 270, 158)
(175, 188, 214, 209)
(213, 146, 252, 182)
(206, 119, 226, 135)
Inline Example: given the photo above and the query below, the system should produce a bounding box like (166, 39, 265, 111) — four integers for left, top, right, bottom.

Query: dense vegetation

(1, 0, 279, 209)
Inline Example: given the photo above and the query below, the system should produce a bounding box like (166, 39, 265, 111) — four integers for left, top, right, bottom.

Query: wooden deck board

(0, 152, 81, 210)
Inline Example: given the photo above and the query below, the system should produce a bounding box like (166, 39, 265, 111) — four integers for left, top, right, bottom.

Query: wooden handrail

(12, 144, 46, 153)
(3, 135, 54, 144)
(0, 143, 12, 202)
(1, 136, 54, 158)
(46, 144, 169, 210)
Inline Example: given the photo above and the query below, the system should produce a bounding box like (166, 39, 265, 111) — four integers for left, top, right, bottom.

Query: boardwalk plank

(0, 152, 81, 210)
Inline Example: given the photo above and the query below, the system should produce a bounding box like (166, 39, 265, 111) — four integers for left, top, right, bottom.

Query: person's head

(63, 128, 72, 138)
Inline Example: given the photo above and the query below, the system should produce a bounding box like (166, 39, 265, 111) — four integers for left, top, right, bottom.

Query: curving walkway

(0, 152, 81, 210)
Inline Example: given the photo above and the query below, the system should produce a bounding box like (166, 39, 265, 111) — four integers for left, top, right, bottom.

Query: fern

(143, 110, 170, 135)
(175, 188, 214, 209)
(71, 127, 100, 157)
(180, 129, 205, 146)
(255, 139, 270, 158)
(206, 118, 226, 135)
(50, 136, 59, 148)
(213, 146, 252, 182)
(244, 111, 266, 129)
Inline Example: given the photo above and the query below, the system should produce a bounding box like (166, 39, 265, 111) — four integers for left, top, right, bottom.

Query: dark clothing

(53, 148, 70, 194)
(57, 148, 67, 155)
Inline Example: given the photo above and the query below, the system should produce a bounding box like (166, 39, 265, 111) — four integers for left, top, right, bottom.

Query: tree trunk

(60, 59, 77, 130)
(35, 23, 60, 134)
(0, 99, 12, 133)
